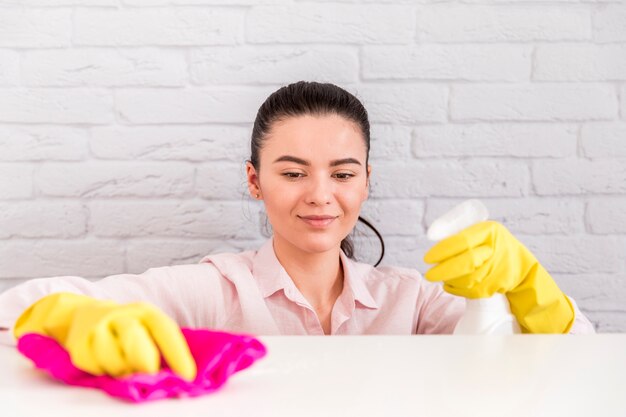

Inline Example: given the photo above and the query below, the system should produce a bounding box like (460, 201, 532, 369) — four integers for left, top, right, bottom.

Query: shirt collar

(338, 247, 379, 309)
(252, 237, 294, 299)
(252, 236, 378, 310)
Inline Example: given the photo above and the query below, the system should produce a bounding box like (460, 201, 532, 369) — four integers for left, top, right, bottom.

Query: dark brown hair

(248, 81, 385, 266)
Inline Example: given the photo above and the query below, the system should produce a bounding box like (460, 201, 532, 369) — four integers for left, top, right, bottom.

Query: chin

(288, 234, 342, 254)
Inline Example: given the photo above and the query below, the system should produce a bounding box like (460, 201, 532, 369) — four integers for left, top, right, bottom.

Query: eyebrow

(273, 155, 362, 167)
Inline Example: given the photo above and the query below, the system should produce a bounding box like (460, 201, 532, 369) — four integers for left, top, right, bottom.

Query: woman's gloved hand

(13, 293, 197, 380)
(423, 220, 575, 334)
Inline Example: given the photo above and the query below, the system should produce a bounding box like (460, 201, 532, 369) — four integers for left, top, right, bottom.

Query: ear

(246, 161, 262, 200)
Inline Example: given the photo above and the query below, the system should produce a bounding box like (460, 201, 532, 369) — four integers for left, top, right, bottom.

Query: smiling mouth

(298, 216, 337, 228)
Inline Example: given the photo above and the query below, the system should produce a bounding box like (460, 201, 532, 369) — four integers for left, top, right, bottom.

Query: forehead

(262, 114, 366, 160)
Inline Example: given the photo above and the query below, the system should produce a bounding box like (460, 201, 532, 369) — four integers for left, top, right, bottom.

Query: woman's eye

(283, 172, 304, 179)
(282, 172, 354, 180)
(335, 173, 355, 180)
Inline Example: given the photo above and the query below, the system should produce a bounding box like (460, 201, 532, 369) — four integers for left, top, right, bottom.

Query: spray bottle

(427, 199, 521, 335)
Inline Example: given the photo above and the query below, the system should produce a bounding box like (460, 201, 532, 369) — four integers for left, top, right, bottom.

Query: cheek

(262, 184, 298, 213)
(340, 187, 368, 211)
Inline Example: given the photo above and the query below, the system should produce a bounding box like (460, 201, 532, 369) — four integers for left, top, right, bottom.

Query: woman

(0, 81, 595, 382)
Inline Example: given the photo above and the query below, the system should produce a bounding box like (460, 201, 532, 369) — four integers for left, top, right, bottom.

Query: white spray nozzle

(427, 199, 489, 242)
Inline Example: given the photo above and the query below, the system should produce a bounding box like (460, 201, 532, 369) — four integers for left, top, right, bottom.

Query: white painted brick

(451, 84, 617, 121)
(359, 199, 424, 236)
(196, 163, 248, 200)
(458, 0, 621, 3)
(301, 0, 623, 3)
(370, 160, 529, 198)
(587, 198, 626, 234)
(533, 159, 626, 195)
(535, 44, 626, 81)
(0, 126, 87, 161)
(74, 8, 243, 46)
(190, 46, 358, 85)
(0, 165, 33, 199)
(123, 0, 276, 4)
(425, 198, 585, 235)
(0, 50, 19, 85)
(115, 87, 274, 124)
(369, 125, 412, 162)
(594, 5, 626, 42)
(35, 163, 194, 197)
(0, 9, 71, 48)
(357, 85, 447, 124)
(413, 123, 577, 158)
(0, 89, 114, 124)
(352, 235, 431, 271)
(0, 240, 125, 279)
(247, 5, 415, 44)
(281, 0, 423, 3)
(121, 0, 170, 4)
(582, 312, 626, 333)
(520, 235, 623, 274)
(0, 0, 116, 4)
(481, 199, 585, 234)
(555, 274, 626, 313)
(0, 202, 87, 238)
(88, 200, 261, 239)
(126, 238, 261, 274)
(393, 236, 434, 272)
(362, 45, 531, 81)
(173, 0, 277, 3)
(90, 126, 249, 162)
(581, 123, 626, 158)
(417, 5, 591, 42)
(622, 85, 626, 121)
(22, 48, 187, 87)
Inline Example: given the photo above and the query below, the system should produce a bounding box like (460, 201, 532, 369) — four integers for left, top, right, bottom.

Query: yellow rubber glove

(14, 293, 197, 380)
(423, 221, 575, 334)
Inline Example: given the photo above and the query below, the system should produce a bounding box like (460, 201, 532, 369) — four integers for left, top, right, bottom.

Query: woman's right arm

(0, 263, 235, 346)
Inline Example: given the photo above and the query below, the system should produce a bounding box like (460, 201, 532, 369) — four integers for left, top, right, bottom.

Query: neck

(272, 235, 344, 310)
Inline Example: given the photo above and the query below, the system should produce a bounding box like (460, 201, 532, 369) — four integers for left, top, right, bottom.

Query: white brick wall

(0, 89, 114, 123)
(0, 0, 624, 332)
(22, 48, 188, 87)
(416, 5, 591, 42)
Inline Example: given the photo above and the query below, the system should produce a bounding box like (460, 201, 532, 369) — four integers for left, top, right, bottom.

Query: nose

(304, 175, 332, 206)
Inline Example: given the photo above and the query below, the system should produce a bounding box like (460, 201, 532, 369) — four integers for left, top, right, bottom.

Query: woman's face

(246, 114, 371, 255)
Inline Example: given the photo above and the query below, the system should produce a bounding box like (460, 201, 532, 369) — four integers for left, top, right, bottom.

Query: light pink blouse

(0, 236, 595, 345)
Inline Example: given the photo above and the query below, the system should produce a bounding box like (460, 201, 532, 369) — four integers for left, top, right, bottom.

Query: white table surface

(1, 334, 625, 417)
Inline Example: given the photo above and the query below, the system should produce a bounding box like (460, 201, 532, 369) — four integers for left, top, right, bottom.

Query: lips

(298, 215, 337, 228)
(299, 215, 337, 220)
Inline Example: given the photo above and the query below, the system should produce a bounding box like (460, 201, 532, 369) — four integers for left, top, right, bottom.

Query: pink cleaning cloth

(17, 328, 267, 403)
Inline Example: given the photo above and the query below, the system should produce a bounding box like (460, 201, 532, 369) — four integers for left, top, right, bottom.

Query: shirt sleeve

(0, 263, 237, 346)
(566, 296, 596, 334)
(414, 278, 466, 334)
